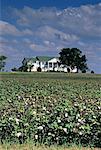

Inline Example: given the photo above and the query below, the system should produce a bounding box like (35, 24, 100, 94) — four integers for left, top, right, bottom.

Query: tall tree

(59, 48, 88, 72)
(0, 55, 7, 71)
(18, 58, 28, 72)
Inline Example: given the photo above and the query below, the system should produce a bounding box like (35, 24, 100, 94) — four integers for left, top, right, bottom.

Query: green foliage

(18, 58, 28, 72)
(91, 71, 94, 74)
(11, 67, 18, 72)
(59, 48, 88, 72)
(0, 56, 7, 71)
(0, 73, 101, 147)
(18, 65, 28, 72)
(37, 67, 42, 72)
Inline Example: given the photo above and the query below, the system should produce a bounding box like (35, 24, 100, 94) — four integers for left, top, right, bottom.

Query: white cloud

(29, 42, 57, 52)
(0, 20, 34, 36)
(23, 38, 32, 44)
(11, 3, 101, 40)
(36, 26, 79, 43)
(44, 40, 55, 47)
(22, 29, 33, 35)
(0, 20, 21, 36)
(30, 43, 36, 49)
(13, 6, 59, 27)
(30, 43, 49, 52)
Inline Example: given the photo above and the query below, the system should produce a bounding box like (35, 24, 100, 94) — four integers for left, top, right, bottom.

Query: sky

(0, 0, 101, 73)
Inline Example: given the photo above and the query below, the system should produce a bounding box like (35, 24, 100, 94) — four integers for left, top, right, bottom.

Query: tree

(59, 48, 88, 73)
(0, 55, 7, 71)
(11, 67, 18, 72)
(18, 58, 28, 72)
(18, 65, 28, 72)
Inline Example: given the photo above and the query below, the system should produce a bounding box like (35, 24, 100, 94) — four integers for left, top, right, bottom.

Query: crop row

(0, 74, 101, 147)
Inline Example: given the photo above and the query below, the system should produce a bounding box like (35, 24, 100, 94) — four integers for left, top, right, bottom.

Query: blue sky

(0, 0, 101, 73)
(1, 0, 101, 9)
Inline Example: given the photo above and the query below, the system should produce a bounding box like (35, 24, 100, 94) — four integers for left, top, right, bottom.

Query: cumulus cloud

(23, 38, 32, 44)
(0, 20, 34, 36)
(35, 26, 79, 43)
(13, 6, 59, 27)
(43, 40, 55, 47)
(0, 20, 21, 36)
(29, 42, 56, 52)
(11, 4, 101, 39)
(22, 29, 33, 35)
(30, 43, 36, 49)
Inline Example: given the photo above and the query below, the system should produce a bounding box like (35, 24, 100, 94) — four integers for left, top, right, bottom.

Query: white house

(26, 56, 77, 73)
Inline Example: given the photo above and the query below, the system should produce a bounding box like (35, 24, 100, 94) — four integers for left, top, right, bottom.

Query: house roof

(27, 56, 57, 63)
(36, 56, 54, 62)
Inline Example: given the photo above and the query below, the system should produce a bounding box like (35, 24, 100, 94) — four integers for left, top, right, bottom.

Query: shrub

(91, 70, 94, 74)
(82, 70, 86, 73)
(37, 67, 42, 72)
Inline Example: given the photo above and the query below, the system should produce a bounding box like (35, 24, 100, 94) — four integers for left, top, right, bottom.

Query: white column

(57, 63, 58, 71)
(48, 62, 49, 71)
(52, 62, 54, 70)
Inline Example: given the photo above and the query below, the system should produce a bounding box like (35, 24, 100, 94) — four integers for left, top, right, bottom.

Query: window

(49, 62, 52, 68)
(42, 62, 44, 65)
(54, 63, 57, 67)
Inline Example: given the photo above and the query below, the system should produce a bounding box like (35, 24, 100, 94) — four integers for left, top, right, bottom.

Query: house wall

(30, 61, 47, 72)
(27, 57, 77, 73)
(40, 62, 46, 69)
(31, 66, 37, 72)
(71, 67, 77, 73)
(48, 58, 59, 71)
(30, 61, 39, 72)
(48, 58, 59, 63)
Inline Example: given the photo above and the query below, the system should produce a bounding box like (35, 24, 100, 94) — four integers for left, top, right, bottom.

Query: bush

(37, 67, 42, 72)
(11, 67, 18, 72)
(91, 70, 94, 74)
(82, 70, 86, 73)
